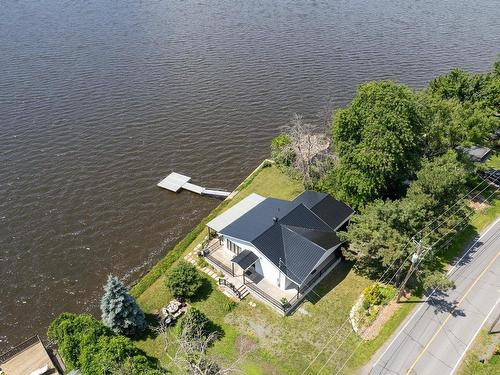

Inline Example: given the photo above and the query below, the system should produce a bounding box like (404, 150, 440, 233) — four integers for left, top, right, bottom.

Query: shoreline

(130, 159, 274, 298)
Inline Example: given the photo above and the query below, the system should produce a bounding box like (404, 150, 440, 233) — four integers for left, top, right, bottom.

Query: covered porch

(203, 239, 297, 306)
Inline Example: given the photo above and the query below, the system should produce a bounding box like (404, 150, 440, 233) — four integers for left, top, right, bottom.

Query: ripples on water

(0, 0, 498, 349)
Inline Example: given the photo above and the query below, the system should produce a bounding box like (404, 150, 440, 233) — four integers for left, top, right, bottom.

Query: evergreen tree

(100, 275, 145, 336)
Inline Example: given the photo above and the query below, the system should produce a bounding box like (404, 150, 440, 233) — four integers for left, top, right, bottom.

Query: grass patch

(457, 329, 499, 374)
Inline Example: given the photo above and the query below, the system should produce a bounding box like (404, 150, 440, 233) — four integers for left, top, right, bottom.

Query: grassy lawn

(133, 162, 500, 374)
(457, 329, 499, 375)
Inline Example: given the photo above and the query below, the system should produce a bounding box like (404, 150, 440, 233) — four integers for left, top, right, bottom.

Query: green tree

(271, 133, 295, 169)
(101, 275, 146, 336)
(48, 313, 162, 375)
(330, 81, 425, 208)
(178, 307, 212, 340)
(165, 261, 203, 300)
(342, 152, 469, 289)
(341, 199, 411, 278)
(47, 313, 112, 370)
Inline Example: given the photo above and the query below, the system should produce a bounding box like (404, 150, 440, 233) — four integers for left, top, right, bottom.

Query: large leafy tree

(101, 275, 146, 336)
(79, 335, 162, 375)
(420, 94, 498, 157)
(342, 152, 469, 289)
(329, 81, 426, 208)
(48, 313, 162, 375)
(47, 313, 113, 370)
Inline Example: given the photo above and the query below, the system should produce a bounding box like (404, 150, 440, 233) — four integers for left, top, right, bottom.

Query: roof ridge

(280, 224, 327, 254)
(283, 202, 337, 232)
(278, 224, 287, 272)
(282, 223, 334, 235)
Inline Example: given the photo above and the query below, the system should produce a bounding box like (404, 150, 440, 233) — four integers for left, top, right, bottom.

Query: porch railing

(202, 241, 233, 276)
(246, 282, 285, 312)
(218, 278, 243, 299)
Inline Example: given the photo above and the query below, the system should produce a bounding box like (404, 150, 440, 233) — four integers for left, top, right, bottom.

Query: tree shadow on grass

(207, 320, 225, 344)
(304, 260, 352, 305)
(133, 312, 163, 341)
(189, 276, 213, 303)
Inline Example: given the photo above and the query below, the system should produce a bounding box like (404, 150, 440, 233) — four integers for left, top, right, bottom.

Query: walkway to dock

(157, 172, 230, 198)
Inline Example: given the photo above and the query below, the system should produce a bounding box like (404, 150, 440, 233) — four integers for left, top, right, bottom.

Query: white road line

(370, 218, 500, 372)
(449, 296, 500, 375)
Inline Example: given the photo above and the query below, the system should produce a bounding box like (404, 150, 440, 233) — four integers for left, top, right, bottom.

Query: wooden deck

(0, 336, 60, 375)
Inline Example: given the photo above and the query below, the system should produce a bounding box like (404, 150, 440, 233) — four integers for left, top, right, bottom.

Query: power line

(326, 184, 499, 375)
(305, 175, 499, 374)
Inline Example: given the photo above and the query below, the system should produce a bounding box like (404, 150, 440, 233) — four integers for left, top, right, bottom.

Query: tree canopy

(341, 152, 470, 290)
(48, 313, 162, 375)
(329, 81, 426, 208)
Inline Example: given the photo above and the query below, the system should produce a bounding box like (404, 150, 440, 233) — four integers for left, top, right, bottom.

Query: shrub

(196, 257, 208, 268)
(271, 133, 295, 169)
(178, 308, 211, 340)
(165, 261, 203, 300)
(101, 275, 145, 336)
(222, 300, 236, 313)
(79, 335, 162, 375)
(362, 283, 395, 309)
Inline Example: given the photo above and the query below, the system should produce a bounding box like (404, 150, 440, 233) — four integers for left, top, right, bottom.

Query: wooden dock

(157, 172, 230, 198)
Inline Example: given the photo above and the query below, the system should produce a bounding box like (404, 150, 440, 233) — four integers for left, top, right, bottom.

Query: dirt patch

(361, 299, 402, 340)
(235, 335, 257, 353)
(469, 194, 491, 211)
(261, 362, 283, 375)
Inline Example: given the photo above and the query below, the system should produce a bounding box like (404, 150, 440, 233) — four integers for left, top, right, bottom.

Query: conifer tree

(100, 274, 145, 336)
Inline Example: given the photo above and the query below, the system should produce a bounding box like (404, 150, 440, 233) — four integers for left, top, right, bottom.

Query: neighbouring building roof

(459, 145, 492, 163)
(214, 191, 354, 285)
(206, 193, 266, 232)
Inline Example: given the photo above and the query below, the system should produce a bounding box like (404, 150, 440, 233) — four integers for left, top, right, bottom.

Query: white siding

(222, 235, 284, 289)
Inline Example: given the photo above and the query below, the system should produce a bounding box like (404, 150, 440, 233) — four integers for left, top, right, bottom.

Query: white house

(205, 191, 354, 296)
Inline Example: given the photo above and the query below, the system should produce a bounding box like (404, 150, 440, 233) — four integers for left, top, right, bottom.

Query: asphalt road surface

(368, 219, 500, 375)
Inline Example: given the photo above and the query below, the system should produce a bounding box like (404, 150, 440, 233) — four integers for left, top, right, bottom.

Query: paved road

(368, 219, 500, 375)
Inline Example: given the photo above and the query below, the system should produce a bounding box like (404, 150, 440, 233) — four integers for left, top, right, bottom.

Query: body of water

(1, 0, 498, 349)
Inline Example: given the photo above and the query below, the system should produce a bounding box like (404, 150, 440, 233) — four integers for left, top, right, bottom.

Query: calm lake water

(1, 0, 498, 349)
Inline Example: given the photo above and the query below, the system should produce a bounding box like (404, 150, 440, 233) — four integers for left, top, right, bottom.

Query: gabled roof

(206, 193, 265, 232)
(219, 197, 295, 242)
(215, 191, 354, 285)
(294, 191, 354, 230)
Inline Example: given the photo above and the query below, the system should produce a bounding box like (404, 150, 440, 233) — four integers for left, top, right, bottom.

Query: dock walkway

(157, 172, 230, 198)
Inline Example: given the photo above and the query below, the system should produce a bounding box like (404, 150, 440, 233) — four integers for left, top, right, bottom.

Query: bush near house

(165, 261, 203, 300)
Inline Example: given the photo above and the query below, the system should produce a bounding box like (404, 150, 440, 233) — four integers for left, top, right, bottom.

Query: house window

(226, 239, 241, 255)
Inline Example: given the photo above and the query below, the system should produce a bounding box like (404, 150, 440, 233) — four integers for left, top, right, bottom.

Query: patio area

(203, 239, 298, 308)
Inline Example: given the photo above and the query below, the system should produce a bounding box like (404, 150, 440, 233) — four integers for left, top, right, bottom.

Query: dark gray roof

(294, 191, 354, 230)
(231, 250, 259, 270)
(219, 191, 353, 285)
(220, 198, 295, 242)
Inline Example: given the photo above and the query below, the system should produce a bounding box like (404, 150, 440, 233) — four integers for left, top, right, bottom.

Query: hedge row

(130, 160, 272, 297)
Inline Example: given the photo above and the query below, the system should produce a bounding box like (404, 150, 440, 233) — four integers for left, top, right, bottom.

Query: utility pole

(397, 238, 430, 302)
